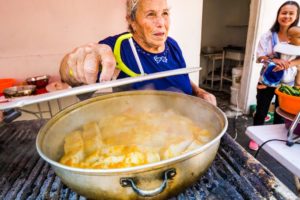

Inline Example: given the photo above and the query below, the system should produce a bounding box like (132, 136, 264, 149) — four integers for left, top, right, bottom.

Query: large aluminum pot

(36, 90, 228, 199)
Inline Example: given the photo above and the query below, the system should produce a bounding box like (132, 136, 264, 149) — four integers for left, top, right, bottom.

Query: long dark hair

(270, 1, 300, 32)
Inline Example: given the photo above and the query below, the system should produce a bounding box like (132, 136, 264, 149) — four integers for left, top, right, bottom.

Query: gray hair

(126, 0, 140, 20)
(126, 0, 140, 32)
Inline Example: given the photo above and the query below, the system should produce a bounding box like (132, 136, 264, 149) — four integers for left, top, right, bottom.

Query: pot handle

(120, 168, 176, 197)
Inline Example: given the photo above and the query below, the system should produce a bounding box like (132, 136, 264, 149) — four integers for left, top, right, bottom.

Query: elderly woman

(60, 0, 217, 105)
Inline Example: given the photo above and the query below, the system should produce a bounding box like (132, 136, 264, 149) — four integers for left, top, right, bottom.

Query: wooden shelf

(222, 76, 232, 82)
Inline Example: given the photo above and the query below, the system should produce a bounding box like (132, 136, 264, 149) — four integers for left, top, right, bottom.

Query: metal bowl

(36, 90, 228, 199)
(26, 75, 49, 89)
(3, 85, 36, 98)
(284, 118, 300, 135)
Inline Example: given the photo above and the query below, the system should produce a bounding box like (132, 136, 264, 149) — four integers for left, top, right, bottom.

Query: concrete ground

(209, 88, 298, 195)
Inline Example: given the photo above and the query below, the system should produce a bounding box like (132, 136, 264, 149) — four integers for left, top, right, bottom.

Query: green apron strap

(114, 33, 140, 77)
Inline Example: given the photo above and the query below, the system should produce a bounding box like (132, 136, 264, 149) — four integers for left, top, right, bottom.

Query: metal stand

(220, 49, 244, 90)
(1, 98, 63, 124)
(202, 53, 223, 89)
(276, 108, 300, 146)
(286, 112, 300, 146)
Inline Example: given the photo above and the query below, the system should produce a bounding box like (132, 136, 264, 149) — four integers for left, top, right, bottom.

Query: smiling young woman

(251, 1, 300, 151)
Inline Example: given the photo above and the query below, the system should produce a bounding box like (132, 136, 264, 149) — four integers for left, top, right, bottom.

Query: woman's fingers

(67, 47, 85, 84)
(272, 65, 284, 72)
(272, 59, 290, 71)
(278, 60, 289, 69)
(194, 88, 217, 106)
(64, 44, 101, 84)
(75, 48, 87, 83)
(202, 93, 217, 106)
(62, 53, 81, 86)
(83, 52, 100, 84)
(98, 45, 116, 82)
(99, 65, 116, 82)
(61, 43, 116, 85)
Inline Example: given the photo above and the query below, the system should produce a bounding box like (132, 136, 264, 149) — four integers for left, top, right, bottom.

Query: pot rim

(36, 90, 228, 175)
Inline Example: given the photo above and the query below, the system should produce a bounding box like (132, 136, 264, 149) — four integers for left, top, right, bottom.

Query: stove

(0, 120, 295, 199)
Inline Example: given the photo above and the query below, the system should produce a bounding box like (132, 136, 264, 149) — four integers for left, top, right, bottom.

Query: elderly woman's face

(131, 0, 170, 53)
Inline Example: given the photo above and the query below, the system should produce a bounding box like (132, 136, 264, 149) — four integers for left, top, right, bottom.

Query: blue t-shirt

(98, 32, 192, 95)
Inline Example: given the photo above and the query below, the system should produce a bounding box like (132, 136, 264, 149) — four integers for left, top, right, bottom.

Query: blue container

(262, 62, 284, 87)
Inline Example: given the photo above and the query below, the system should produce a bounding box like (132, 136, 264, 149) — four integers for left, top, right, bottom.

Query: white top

(256, 31, 276, 58)
(274, 43, 300, 85)
(274, 43, 300, 56)
(246, 124, 300, 177)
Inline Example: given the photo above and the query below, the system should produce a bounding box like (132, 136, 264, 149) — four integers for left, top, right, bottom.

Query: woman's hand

(60, 43, 117, 86)
(194, 88, 217, 106)
(272, 58, 290, 72)
(190, 82, 217, 106)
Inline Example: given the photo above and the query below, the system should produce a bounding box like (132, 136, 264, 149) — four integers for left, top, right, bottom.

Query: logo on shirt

(154, 56, 168, 64)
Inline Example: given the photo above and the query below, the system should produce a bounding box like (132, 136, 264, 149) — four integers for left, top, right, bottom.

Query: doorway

(200, 0, 261, 113)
